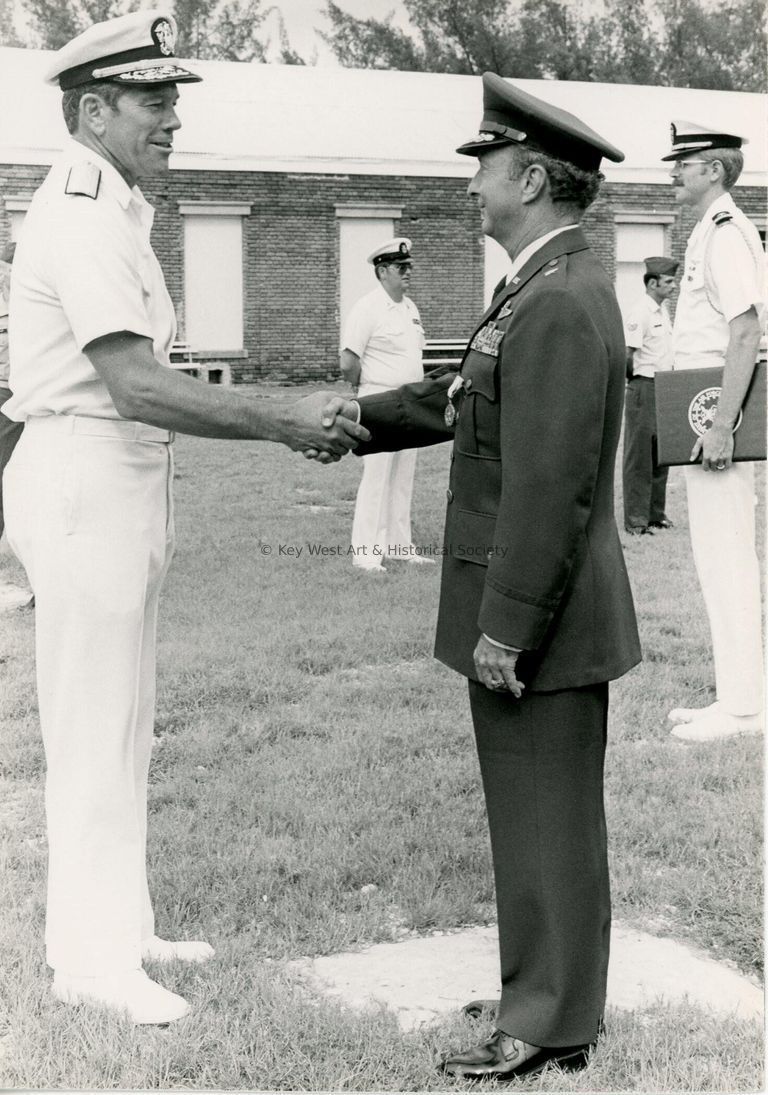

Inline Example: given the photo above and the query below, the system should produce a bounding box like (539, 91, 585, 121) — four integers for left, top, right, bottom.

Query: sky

(260, 0, 410, 63)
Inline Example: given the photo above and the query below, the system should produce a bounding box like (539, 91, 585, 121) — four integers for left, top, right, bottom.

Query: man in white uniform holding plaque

(663, 121, 764, 741)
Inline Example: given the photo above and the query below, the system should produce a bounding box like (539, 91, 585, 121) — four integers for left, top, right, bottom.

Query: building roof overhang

(1, 48, 765, 187)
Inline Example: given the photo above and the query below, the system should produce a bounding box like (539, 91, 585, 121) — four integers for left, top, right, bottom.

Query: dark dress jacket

(356, 226, 641, 693)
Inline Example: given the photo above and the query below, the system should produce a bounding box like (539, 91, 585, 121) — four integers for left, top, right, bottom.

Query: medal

(445, 374, 464, 427)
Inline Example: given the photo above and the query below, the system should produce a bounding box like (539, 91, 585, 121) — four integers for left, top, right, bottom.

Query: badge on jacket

(470, 322, 503, 357)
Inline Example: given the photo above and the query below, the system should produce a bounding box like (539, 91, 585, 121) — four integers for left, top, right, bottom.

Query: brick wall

(1, 162, 763, 384)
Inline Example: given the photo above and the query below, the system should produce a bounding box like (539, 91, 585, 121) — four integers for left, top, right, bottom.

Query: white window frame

(4, 195, 33, 241)
(180, 202, 251, 353)
(614, 212, 676, 322)
(335, 204, 404, 332)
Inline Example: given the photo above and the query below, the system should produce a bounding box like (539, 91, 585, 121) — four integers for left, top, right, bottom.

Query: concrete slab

(290, 922, 763, 1032)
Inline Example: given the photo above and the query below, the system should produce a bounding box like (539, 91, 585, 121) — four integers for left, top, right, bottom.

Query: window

(180, 203, 250, 351)
(748, 219, 766, 250)
(614, 215, 675, 322)
(5, 197, 32, 241)
(335, 205, 402, 332)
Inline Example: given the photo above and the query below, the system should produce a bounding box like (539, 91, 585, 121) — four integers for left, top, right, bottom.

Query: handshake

(283, 392, 368, 464)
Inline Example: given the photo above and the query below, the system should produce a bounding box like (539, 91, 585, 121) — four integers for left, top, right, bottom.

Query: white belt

(25, 414, 174, 444)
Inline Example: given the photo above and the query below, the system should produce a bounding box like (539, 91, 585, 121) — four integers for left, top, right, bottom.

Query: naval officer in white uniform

(340, 239, 432, 571)
(662, 121, 765, 742)
(2, 9, 367, 1024)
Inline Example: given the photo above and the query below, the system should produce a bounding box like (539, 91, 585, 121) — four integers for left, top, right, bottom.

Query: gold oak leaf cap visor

(457, 72, 624, 171)
(45, 9, 202, 90)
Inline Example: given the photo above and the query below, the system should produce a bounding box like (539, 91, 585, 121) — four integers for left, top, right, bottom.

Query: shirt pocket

(682, 259, 706, 297)
(374, 321, 409, 356)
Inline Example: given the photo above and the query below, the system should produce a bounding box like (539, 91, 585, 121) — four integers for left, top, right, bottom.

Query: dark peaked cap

(457, 72, 624, 171)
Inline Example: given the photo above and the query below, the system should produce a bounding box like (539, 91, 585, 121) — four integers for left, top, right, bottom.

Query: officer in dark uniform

(343, 74, 641, 1080)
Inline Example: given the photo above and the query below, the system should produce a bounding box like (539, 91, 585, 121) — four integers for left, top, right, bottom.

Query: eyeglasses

(391, 263, 413, 274)
(670, 159, 709, 170)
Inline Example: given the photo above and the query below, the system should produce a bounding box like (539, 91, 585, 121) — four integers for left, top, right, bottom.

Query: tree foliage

(3, 0, 762, 87)
(3, 0, 307, 62)
(17, 0, 125, 50)
(321, 0, 767, 91)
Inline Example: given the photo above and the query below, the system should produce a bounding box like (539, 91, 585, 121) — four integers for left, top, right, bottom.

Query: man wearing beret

(341, 238, 432, 572)
(2, 10, 367, 1024)
(622, 255, 679, 534)
(663, 122, 764, 742)
(325, 73, 640, 1079)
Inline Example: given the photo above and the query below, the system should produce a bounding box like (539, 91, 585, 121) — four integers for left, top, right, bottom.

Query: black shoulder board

(65, 163, 101, 200)
(712, 210, 733, 226)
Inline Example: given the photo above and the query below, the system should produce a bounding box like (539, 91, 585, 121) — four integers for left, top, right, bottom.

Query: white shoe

(354, 563, 386, 574)
(142, 935, 214, 964)
(668, 700, 719, 724)
(387, 546, 436, 565)
(671, 710, 762, 741)
(52, 969, 190, 1024)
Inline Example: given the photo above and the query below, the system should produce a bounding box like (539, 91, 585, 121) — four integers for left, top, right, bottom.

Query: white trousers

(3, 416, 175, 976)
(351, 449, 417, 567)
(683, 461, 763, 717)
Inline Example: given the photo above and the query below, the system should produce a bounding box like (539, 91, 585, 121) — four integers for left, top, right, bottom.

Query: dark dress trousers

(622, 376, 669, 530)
(356, 226, 641, 1046)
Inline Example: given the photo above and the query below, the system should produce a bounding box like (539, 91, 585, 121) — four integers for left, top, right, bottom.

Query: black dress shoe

(625, 525, 653, 535)
(461, 998, 499, 1020)
(440, 1029, 594, 1081)
(648, 518, 673, 529)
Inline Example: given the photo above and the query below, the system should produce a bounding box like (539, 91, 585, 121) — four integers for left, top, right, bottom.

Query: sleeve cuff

(482, 633, 522, 653)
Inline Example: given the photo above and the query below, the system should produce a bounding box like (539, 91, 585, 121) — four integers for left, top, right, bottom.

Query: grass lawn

(0, 383, 763, 1091)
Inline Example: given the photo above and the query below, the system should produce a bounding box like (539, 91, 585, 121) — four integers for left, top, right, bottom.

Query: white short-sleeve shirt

(624, 294, 673, 378)
(4, 140, 176, 421)
(341, 284, 425, 391)
(0, 258, 10, 385)
(672, 192, 766, 371)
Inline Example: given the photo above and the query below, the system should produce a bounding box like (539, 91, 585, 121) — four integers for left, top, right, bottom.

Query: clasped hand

(289, 393, 366, 464)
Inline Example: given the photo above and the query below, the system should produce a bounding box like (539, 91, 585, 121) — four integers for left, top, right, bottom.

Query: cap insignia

(151, 18, 175, 56)
(117, 64, 183, 82)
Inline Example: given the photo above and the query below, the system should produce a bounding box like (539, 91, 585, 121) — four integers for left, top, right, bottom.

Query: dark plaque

(654, 362, 766, 467)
